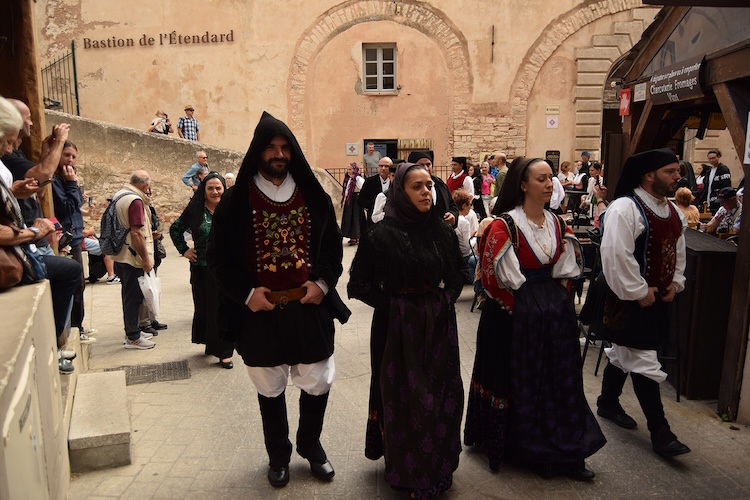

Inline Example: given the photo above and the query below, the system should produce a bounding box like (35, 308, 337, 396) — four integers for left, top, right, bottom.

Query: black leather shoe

(597, 407, 637, 429)
(569, 467, 596, 481)
(653, 439, 691, 458)
(267, 466, 289, 487)
(140, 326, 159, 336)
(309, 459, 335, 480)
(151, 320, 168, 330)
(218, 359, 234, 369)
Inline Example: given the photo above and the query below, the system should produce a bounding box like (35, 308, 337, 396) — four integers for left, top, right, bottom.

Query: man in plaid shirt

(177, 105, 200, 141)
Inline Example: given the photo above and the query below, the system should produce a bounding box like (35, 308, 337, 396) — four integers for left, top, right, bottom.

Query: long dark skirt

(464, 278, 606, 473)
(378, 290, 464, 492)
(341, 193, 361, 239)
(190, 265, 234, 359)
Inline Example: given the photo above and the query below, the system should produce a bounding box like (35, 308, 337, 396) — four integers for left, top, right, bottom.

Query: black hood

(233, 111, 324, 204)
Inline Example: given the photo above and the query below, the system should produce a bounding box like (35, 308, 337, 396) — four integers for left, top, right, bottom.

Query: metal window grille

(40, 40, 80, 115)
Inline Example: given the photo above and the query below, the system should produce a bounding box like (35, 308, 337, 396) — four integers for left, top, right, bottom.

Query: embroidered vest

(249, 183, 312, 290)
(631, 193, 682, 290)
(446, 172, 467, 192)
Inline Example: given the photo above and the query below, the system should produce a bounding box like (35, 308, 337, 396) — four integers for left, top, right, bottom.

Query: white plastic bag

(137, 270, 161, 318)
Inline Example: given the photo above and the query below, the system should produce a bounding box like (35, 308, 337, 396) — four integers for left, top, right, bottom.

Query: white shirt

(708, 166, 718, 198)
(245, 173, 328, 304)
(550, 177, 565, 210)
(450, 172, 474, 197)
(466, 209, 479, 235)
(0, 159, 13, 188)
(379, 176, 390, 192)
(495, 207, 582, 290)
(600, 186, 686, 302)
(371, 192, 387, 223)
(455, 215, 472, 258)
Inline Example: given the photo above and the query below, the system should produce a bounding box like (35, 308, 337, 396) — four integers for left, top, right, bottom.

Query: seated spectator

(181, 150, 208, 191)
(0, 96, 82, 373)
(674, 187, 700, 229)
(81, 226, 120, 283)
(705, 187, 742, 234)
(452, 188, 476, 284)
(147, 110, 172, 134)
(558, 161, 575, 189)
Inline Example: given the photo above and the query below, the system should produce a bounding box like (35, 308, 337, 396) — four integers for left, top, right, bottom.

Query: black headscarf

(384, 163, 432, 224)
(614, 148, 678, 198)
(493, 156, 546, 215)
(230, 111, 325, 212)
(180, 171, 226, 232)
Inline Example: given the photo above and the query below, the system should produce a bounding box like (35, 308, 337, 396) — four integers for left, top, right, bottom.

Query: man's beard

(652, 175, 676, 197)
(260, 158, 289, 179)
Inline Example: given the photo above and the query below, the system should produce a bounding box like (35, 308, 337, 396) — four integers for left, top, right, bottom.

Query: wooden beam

(705, 44, 750, 86)
(624, 7, 691, 84)
(628, 100, 658, 154)
(714, 81, 750, 419)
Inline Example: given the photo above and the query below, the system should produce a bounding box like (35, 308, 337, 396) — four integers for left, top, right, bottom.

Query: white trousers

(246, 356, 335, 397)
(605, 344, 667, 383)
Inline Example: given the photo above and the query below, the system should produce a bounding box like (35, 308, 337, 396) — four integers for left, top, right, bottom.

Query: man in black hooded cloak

(207, 112, 350, 487)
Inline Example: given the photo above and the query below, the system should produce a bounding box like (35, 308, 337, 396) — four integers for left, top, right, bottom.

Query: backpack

(100, 192, 135, 256)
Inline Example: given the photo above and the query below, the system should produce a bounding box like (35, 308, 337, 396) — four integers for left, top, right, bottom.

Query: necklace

(528, 214, 555, 261)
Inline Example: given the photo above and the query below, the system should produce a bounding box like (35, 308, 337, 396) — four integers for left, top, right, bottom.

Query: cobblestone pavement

(71, 239, 750, 499)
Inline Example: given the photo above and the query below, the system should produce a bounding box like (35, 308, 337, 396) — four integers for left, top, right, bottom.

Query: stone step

(68, 371, 131, 472)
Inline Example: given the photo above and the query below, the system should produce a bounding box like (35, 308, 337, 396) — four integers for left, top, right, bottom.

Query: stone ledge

(68, 371, 131, 472)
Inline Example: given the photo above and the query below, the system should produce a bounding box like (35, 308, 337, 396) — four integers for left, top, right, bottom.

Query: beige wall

(35, 0, 655, 170)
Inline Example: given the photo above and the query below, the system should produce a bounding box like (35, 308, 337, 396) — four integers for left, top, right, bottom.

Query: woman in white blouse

(464, 156, 606, 480)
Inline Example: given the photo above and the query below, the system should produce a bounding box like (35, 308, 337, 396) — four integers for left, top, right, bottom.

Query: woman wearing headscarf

(170, 172, 235, 368)
(340, 162, 364, 245)
(348, 163, 465, 499)
(464, 157, 606, 480)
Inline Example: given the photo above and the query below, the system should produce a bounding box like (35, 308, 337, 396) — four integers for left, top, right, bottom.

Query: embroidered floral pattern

(258, 207, 308, 272)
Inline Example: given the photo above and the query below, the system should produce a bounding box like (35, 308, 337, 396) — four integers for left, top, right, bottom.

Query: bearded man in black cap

(208, 112, 350, 487)
(593, 147, 691, 458)
(407, 150, 459, 226)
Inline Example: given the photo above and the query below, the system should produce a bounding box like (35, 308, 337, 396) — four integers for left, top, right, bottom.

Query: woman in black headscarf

(170, 172, 235, 368)
(348, 163, 465, 499)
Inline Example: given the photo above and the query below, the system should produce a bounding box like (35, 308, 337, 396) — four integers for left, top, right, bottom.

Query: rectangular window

(363, 44, 397, 94)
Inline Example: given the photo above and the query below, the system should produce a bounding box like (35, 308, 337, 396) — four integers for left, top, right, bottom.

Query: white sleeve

(454, 218, 471, 257)
(552, 234, 584, 278)
(372, 192, 386, 223)
(672, 204, 687, 293)
(600, 198, 649, 301)
(356, 175, 365, 190)
(495, 247, 526, 290)
(550, 177, 564, 210)
(463, 176, 474, 197)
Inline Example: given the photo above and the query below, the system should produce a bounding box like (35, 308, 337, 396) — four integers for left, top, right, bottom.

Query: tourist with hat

(591, 147, 691, 459)
(704, 186, 742, 235)
(177, 104, 200, 141)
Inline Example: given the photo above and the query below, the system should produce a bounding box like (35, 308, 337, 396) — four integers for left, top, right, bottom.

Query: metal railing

(40, 41, 79, 115)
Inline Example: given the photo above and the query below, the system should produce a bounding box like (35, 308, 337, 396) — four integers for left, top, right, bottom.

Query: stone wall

(45, 111, 343, 228)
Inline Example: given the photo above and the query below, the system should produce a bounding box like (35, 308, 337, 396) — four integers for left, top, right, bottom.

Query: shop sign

(634, 82, 647, 102)
(648, 56, 704, 105)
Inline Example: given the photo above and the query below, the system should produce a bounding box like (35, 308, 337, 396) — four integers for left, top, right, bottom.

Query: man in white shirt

(594, 148, 690, 459)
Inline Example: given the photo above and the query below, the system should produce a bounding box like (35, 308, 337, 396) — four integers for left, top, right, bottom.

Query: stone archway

(287, 0, 472, 152)
(509, 0, 649, 156)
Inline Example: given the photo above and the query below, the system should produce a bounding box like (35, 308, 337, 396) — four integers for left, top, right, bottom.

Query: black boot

(296, 391, 335, 480)
(258, 392, 292, 486)
(596, 362, 637, 429)
(631, 373, 691, 458)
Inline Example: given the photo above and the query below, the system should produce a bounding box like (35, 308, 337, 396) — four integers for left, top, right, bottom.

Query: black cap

(614, 148, 678, 198)
(407, 151, 433, 163)
(717, 187, 737, 202)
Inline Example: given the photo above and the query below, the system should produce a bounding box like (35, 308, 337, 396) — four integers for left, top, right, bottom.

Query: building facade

(35, 0, 674, 169)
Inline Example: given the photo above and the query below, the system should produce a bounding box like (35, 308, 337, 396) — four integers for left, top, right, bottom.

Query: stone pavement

(70, 239, 750, 499)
